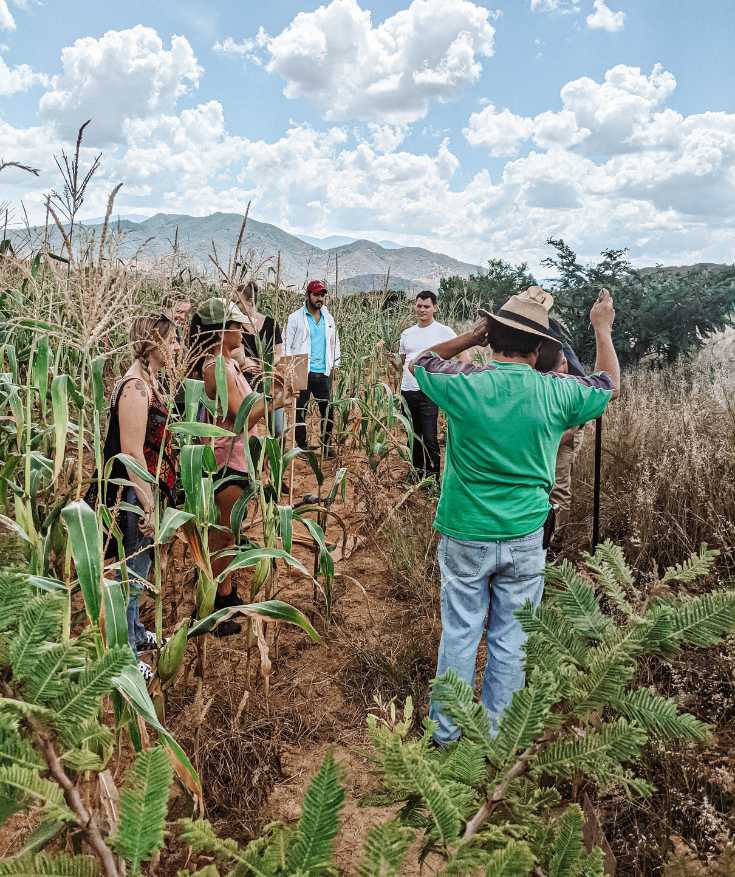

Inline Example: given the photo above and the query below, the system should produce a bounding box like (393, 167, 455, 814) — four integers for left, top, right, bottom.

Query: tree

(542, 239, 735, 367)
(439, 258, 536, 321)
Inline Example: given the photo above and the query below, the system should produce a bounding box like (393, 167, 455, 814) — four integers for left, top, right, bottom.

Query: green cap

(195, 297, 249, 328)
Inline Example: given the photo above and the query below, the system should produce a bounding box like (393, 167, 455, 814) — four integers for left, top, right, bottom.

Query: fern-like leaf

(438, 739, 487, 789)
(9, 596, 64, 682)
(545, 563, 612, 641)
(111, 746, 173, 875)
(547, 805, 583, 877)
(490, 674, 557, 769)
(611, 689, 710, 742)
(516, 602, 588, 668)
(661, 545, 719, 584)
(0, 573, 31, 634)
(533, 718, 647, 787)
(60, 720, 114, 774)
(484, 840, 535, 876)
(286, 752, 345, 874)
(357, 820, 414, 877)
(0, 724, 44, 772)
(578, 847, 605, 877)
(430, 671, 492, 750)
(23, 643, 83, 705)
(665, 589, 735, 648)
(51, 647, 132, 739)
(177, 819, 249, 868)
(0, 766, 72, 822)
(0, 853, 99, 876)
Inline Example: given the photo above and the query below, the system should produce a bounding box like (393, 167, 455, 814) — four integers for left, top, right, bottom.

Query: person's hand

(590, 288, 615, 333)
(470, 318, 489, 347)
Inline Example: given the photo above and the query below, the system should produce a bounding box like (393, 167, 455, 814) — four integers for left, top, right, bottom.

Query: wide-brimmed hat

(195, 297, 249, 328)
(480, 286, 562, 355)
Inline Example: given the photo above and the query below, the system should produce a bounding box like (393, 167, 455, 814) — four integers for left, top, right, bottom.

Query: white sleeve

(399, 330, 407, 355)
(334, 326, 341, 369)
(284, 314, 295, 355)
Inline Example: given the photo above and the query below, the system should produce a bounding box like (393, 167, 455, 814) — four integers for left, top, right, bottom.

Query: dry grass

(567, 361, 735, 575)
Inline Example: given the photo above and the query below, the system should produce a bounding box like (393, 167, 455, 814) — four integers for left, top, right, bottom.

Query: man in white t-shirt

(399, 291, 457, 480)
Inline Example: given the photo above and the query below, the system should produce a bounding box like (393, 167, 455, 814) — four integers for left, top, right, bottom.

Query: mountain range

(17, 212, 481, 292)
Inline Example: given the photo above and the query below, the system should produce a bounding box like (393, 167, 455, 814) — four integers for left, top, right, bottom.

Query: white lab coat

(284, 304, 341, 375)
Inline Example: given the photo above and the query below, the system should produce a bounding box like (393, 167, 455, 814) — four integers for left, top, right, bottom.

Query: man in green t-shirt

(410, 287, 620, 744)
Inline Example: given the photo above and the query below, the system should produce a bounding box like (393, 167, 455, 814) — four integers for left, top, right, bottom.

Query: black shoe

(212, 587, 243, 638)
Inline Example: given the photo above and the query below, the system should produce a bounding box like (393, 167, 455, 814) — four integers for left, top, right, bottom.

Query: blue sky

(2, 0, 734, 270)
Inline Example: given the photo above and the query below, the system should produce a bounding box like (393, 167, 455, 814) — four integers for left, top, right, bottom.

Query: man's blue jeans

(115, 488, 153, 658)
(430, 529, 546, 744)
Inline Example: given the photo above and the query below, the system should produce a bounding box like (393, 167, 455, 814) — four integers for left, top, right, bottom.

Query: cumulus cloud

(216, 0, 496, 124)
(39, 26, 202, 143)
(4, 57, 735, 274)
(586, 0, 626, 32)
(530, 0, 581, 14)
(0, 0, 17, 31)
(0, 51, 49, 95)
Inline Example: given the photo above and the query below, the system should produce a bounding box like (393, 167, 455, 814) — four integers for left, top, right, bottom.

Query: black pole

(592, 416, 602, 549)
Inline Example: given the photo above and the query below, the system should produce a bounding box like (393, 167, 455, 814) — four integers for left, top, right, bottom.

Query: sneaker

(135, 629, 168, 653)
(212, 587, 243, 638)
(137, 660, 154, 683)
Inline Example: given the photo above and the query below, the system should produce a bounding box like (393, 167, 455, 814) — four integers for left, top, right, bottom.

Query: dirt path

(159, 450, 438, 874)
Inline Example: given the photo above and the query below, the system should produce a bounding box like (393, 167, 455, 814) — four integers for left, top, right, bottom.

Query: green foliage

(356, 821, 414, 877)
(430, 671, 493, 752)
(111, 746, 173, 874)
(439, 258, 536, 322)
(483, 841, 535, 876)
(0, 853, 100, 876)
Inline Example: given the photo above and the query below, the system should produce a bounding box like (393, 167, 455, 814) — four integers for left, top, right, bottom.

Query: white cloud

(586, 0, 626, 32)
(0, 50, 48, 95)
(39, 26, 202, 144)
(0, 1, 16, 31)
(4, 59, 735, 275)
(530, 0, 581, 14)
(464, 105, 533, 157)
(218, 0, 496, 124)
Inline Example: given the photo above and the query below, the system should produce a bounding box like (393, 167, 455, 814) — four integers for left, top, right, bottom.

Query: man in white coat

(285, 279, 341, 456)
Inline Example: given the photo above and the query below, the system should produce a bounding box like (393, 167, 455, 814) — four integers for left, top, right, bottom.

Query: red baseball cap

(306, 279, 328, 294)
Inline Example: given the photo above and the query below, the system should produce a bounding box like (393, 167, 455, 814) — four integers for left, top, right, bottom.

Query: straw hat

(480, 286, 562, 356)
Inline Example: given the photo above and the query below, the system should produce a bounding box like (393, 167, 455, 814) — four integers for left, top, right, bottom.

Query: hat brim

(480, 308, 562, 352)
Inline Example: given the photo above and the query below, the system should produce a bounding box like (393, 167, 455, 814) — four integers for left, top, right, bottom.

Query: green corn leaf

(102, 579, 130, 651)
(90, 355, 106, 415)
(16, 575, 66, 594)
(0, 853, 99, 876)
(50, 376, 69, 482)
(228, 486, 256, 543)
(169, 422, 235, 439)
(112, 746, 173, 875)
(180, 445, 217, 520)
(110, 454, 156, 485)
(232, 392, 263, 438)
(214, 354, 228, 419)
(33, 335, 49, 418)
(183, 378, 205, 423)
(158, 508, 194, 544)
(286, 753, 345, 874)
(548, 805, 584, 877)
(278, 505, 293, 553)
(430, 670, 493, 751)
(357, 820, 414, 877)
(8, 387, 24, 452)
(113, 666, 202, 805)
(188, 598, 320, 643)
(61, 500, 102, 625)
(484, 841, 535, 877)
(216, 546, 310, 583)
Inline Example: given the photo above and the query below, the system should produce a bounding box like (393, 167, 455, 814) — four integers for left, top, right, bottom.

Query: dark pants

(296, 372, 333, 450)
(403, 390, 440, 478)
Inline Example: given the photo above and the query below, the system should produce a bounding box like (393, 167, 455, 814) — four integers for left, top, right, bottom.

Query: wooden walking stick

(592, 416, 602, 549)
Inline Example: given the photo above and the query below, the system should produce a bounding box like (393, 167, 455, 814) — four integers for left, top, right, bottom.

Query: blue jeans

(430, 529, 546, 744)
(116, 488, 153, 657)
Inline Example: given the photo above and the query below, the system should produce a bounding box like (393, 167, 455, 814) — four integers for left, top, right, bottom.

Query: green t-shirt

(414, 355, 613, 542)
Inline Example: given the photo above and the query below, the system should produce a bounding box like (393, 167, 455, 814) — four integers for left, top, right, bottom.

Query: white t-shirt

(399, 321, 457, 392)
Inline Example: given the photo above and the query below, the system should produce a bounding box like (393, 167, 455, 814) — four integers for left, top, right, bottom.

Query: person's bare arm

(590, 289, 621, 399)
(117, 379, 155, 535)
(408, 322, 488, 374)
(205, 360, 292, 431)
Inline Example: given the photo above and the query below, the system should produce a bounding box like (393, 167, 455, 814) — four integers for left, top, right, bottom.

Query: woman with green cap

(189, 297, 294, 637)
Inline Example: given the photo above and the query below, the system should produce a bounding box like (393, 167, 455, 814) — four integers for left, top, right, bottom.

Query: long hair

(129, 314, 175, 396)
(237, 279, 259, 307)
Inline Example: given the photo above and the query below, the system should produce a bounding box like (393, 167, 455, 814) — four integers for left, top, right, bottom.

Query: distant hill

(299, 233, 404, 251)
(12, 212, 480, 291)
